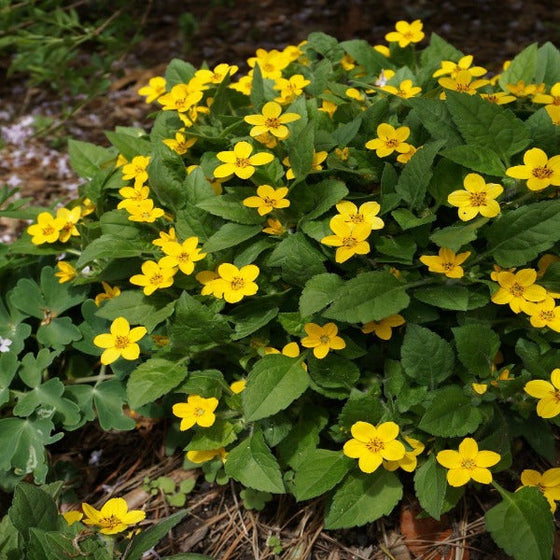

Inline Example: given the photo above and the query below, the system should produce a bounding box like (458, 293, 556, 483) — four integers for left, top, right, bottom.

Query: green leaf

(124, 511, 188, 560)
(250, 62, 265, 110)
(375, 234, 416, 264)
(324, 470, 403, 529)
(76, 235, 153, 267)
(243, 355, 309, 421)
(536, 42, 560, 85)
(68, 139, 114, 179)
(414, 285, 488, 311)
(95, 290, 175, 333)
(485, 486, 553, 560)
(298, 179, 349, 221)
(8, 483, 58, 540)
(225, 430, 285, 494)
(540, 262, 560, 294)
(401, 324, 454, 386)
(338, 388, 384, 428)
(524, 108, 560, 156)
(0, 353, 17, 407)
(19, 349, 58, 388)
(165, 58, 196, 86)
(267, 232, 326, 286)
(294, 450, 353, 502)
(395, 141, 444, 210)
(27, 529, 85, 560)
(0, 515, 19, 560)
(391, 208, 436, 231)
(105, 130, 151, 159)
(420, 33, 463, 68)
(413, 455, 450, 520)
(299, 273, 345, 317)
(418, 385, 483, 437)
(308, 354, 360, 399)
(127, 358, 188, 410)
(409, 98, 463, 148)
(179, 369, 224, 399)
(453, 324, 500, 377)
(13, 378, 81, 427)
(170, 292, 232, 351)
(324, 271, 409, 323)
(442, 144, 505, 175)
(187, 419, 237, 450)
(340, 39, 389, 75)
(148, 152, 187, 210)
(498, 43, 538, 90)
(429, 223, 478, 252)
(196, 192, 264, 225)
(229, 299, 279, 340)
(288, 122, 315, 183)
(36, 317, 82, 348)
(486, 200, 560, 267)
(446, 91, 529, 159)
(203, 223, 261, 253)
(92, 380, 136, 431)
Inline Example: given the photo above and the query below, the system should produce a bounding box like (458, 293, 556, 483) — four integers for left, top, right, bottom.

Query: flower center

(469, 192, 487, 207)
(175, 97, 187, 110)
(141, 211, 152, 220)
(135, 166, 144, 175)
(552, 97, 560, 105)
(264, 117, 281, 129)
(385, 138, 399, 148)
(342, 236, 358, 248)
(42, 225, 55, 236)
(349, 214, 364, 223)
(231, 276, 245, 290)
(235, 157, 251, 168)
(441, 262, 455, 271)
(177, 251, 191, 263)
(114, 335, 130, 349)
(99, 515, 121, 530)
(366, 437, 384, 453)
(461, 459, 475, 470)
(263, 196, 277, 207)
(194, 407, 206, 416)
(319, 334, 330, 345)
(456, 83, 472, 93)
(552, 390, 560, 403)
(150, 273, 163, 285)
(263, 63, 275, 73)
(510, 282, 525, 297)
(539, 310, 555, 322)
(532, 165, 553, 179)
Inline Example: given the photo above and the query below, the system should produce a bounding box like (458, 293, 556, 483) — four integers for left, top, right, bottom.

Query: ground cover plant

(1, 19, 560, 559)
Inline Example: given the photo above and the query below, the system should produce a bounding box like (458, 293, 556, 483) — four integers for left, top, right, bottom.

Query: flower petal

(350, 421, 377, 442)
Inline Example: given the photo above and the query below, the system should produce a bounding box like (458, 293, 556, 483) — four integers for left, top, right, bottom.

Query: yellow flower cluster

(27, 206, 82, 245)
(196, 263, 260, 304)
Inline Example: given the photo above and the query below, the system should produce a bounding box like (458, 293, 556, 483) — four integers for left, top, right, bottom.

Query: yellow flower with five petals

(214, 141, 274, 180)
(519, 468, 560, 511)
(506, 147, 560, 191)
(129, 260, 177, 295)
(93, 317, 147, 365)
(362, 314, 405, 340)
(447, 173, 503, 221)
(218, 263, 259, 303)
(525, 369, 560, 418)
(55, 261, 77, 284)
(159, 237, 206, 275)
(365, 123, 411, 158)
(491, 269, 547, 313)
(301, 322, 346, 359)
(172, 394, 219, 431)
(321, 221, 371, 263)
(385, 20, 424, 48)
(81, 497, 145, 535)
(243, 184, 290, 215)
(419, 248, 471, 279)
(244, 101, 301, 139)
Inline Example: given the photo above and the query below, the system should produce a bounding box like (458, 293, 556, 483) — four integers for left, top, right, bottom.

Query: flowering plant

(2, 21, 560, 558)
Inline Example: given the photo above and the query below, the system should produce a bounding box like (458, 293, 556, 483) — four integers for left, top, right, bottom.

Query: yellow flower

(194, 63, 238, 85)
(243, 184, 290, 215)
(273, 74, 310, 104)
(365, 123, 411, 158)
(374, 69, 396, 87)
(519, 468, 560, 512)
(117, 185, 150, 211)
(330, 201, 384, 232)
(214, 141, 274, 180)
(62, 510, 83, 526)
(506, 80, 545, 98)
(262, 217, 285, 235)
(152, 227, 177, 247)
(218, 263, 259, 303)
(93, 317, 147, 365)
(381, 79, 422, 99)
(301, 322, 346, 359)
(437, 438, 501, 487)
(265, 341, 307, 370)
(172, 394, 219, 430)
(374, 44, 390, 57)
(283, 150, 328, 180)
(334, 147, 349, 161)
(447, 173, 503, 221)
(159, 237, 206, 275)
(346, 88, 366, 102)
(253, 131, 278, 149)
(94, 281, 121, 306)
(396, 144, 418, 164)
(126, 199, 165, 223)
(81, 197, 95, 217)
(343, 421, 406, 474)
(229, 75, 253, 95)
(433, 55, 487, 78)
(130, 260, 177, 296)
(419, 248, 471, 279)
(472, 383, 488, 395)
(480, 92, 516, 105)
(318, 99, 338, 118)
(157, 84, 203, 112)
(81, 498, 145, 535)
(524, 297, 560, 332)
(247, 48, 291, 79)
(321, 221, 371, 263)
(532, 82, 560, 106)
(56, 207, 81, 242)
(525, 369, 560, 418)
(122, 155, 151, 187)
(545, 105, 560, 125)
(27, 212, 64, 245)
(537, 254, 560, 278)
(55, 261, 77, 284)
(361, 314, 405, 340)
(244, 101, 301, 140)
(115, 154, 128, 168)
(163, 132, 197, 155)
(385, 20, 425, 48)
(186, 448, 227, 464)
(340, 53, 356, 70)
(230, 380, 247, 394)
(506, 147, 560, 191)
(138, 76, 167, 103)
(384, 436, 424, 472)
(438, 70, 489, 94)
(491, 269, 547, 313)
(196, 269, 224, 298)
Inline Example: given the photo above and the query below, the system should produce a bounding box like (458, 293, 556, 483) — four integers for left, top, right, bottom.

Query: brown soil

(2, 1, 560, 558)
